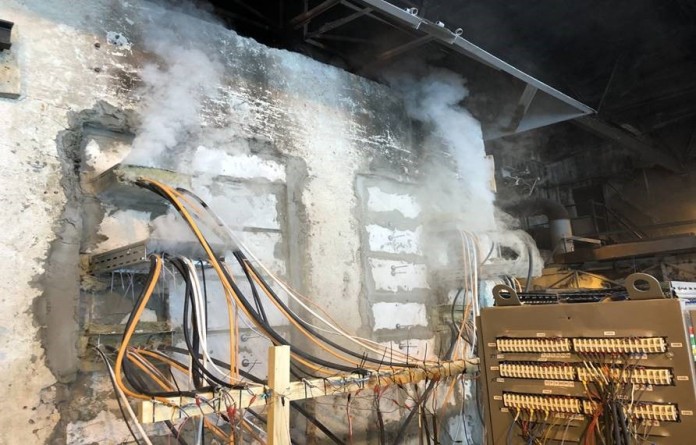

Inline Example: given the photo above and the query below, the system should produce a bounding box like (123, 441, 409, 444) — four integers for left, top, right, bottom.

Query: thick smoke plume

(386, 65, 543, 278)
(386, 66, 496, 231)
(125, 3, 223, 166)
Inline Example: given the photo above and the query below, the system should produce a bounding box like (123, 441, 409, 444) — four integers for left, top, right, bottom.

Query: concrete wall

(0, 1, 497, 443)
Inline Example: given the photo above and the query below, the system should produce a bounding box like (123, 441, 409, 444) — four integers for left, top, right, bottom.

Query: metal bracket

(88, 241, 148, 274)
(492, 284, 522, 306)
(0, 20, 13, 51)
(625, 273, 665, 300)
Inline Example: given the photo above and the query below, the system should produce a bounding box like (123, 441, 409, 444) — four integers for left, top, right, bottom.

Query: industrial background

(1, 1, 696, 444)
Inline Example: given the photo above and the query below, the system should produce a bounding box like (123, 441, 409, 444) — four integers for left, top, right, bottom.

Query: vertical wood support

(267, 345, 291, 445)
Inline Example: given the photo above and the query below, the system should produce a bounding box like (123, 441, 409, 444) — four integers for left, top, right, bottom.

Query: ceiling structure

(207, 0, 696, 172)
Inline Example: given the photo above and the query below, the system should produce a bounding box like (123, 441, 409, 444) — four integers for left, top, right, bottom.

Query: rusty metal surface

(555, 234, 696, 263)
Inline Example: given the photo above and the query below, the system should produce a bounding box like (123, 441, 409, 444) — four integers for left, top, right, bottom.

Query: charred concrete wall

(0, 1, 496, 443)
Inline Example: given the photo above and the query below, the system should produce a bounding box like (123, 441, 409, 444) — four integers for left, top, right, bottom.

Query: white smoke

(125, 4, 223, 166)
(386, 65, 543, 277)
(386, 66, 496, 231)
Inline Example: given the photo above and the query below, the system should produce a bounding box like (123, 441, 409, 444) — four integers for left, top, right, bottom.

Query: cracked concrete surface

(0, 1, 495, 443)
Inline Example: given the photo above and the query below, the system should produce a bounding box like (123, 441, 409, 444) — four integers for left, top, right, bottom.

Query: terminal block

(572, 337, 666, 354)
(503, 392, 582, 414)
(496, 337, 571, 353)
(499, 362, 576, 381)
(627, 403, 679, 422)
(577, 366, 673, 385)
(582, 400, 679, 422)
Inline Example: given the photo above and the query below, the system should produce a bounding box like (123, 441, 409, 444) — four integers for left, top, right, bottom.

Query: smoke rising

(385, 65, 543, 277)
(386, 66, 496, 231)
(125, 3, 223, 167)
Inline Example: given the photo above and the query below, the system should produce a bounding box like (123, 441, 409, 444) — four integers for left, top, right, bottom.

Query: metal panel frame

(478, 298, 696, 444)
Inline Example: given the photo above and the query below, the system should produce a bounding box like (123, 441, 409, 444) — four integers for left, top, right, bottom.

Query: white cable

(178, 192, 415, 361)
(196, 417, 203, 445)
(103, 355, 154, 445)
(179, 258, 242, 383)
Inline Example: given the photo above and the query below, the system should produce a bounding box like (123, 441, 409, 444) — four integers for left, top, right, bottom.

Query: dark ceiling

(206, 0, 696, 168)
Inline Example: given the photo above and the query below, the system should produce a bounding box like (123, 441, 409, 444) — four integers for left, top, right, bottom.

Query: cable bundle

(96, 178, 479, 445)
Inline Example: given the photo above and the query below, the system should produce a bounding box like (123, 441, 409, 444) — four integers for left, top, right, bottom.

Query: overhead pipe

(505, 198, 574, 253)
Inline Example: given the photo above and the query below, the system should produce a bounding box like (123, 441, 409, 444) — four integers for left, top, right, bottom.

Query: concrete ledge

(0, 48, 20, 99)
(91, 163, 191, 213)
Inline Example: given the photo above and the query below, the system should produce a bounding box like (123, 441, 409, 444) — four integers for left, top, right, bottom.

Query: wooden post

(267, 345, 291, 445)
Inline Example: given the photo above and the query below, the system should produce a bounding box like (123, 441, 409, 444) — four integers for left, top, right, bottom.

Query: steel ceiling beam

(353, 0, 593, 116)
(360, 35, 433, 71)
(307, 6, 374, 37)
(573, 116, 682, 172)
(289, 0, 341, 29)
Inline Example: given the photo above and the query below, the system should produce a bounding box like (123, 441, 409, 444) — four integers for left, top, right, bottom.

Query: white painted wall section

(369, 258, 429, 292)
(367, 224, 422, 255)
(192, 146, 286, 182)
(366, 186, 421, 218)
(372, 302, 428, 330)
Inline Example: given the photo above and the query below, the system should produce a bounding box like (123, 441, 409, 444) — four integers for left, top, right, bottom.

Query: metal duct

(505, 198, 574, 253)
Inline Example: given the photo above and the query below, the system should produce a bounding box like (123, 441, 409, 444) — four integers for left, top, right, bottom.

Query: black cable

(611, 401, 621, 445)
(617, 401, 631, 445)
(94, 348, 143, 445)
(393, 323, 462, 444)
(117, 256, 236, 397)
(198, 260, 208, 337)
(165, 420, 190, 445)
(139, 180, 367, 374)
(169, 257, 248, 390)
(374, 394, 386, 445)
(235, 250, 420, 369)
(238, 253, 268, 323)
(450, 288, 463, 338)
(165, 183, 424, 370)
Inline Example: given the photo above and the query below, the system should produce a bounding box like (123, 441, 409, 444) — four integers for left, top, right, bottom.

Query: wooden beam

(136, 359, 473, 423)
(267, 346, 291, 445)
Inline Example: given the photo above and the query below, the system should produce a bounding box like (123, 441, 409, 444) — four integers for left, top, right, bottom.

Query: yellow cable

(114, 255, 165, 401)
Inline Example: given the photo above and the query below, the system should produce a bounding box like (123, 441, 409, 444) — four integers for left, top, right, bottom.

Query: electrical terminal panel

(503, 392, 582, 414)
(499, 362, 576, 381)
(576, 366, 673, 385)
(481, 297, 696, 444)
(572, 337, 667, 354)
(496, 337, 571, 353)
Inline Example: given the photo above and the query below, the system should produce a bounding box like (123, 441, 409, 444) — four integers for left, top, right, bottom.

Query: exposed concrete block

(372, 302, 428, 330)
(0, 48, 20, 99)
(367, 224, 422, 255)
(192, 146, 286, 182)
(238, 332, 274, 379)
(235, 231, 286, 276)
(366, 186, 421, 218)
(191, 177, 283, 230)
(368, 258, 429, 292)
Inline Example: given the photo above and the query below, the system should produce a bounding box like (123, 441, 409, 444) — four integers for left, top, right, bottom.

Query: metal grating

(88, 241, 148, 274)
